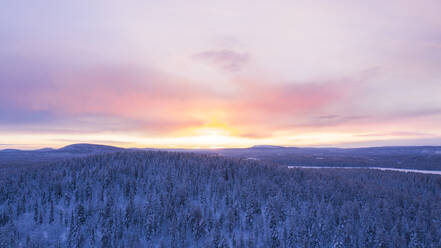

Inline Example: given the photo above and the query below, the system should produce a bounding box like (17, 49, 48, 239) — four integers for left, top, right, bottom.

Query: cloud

(397, 109, 441, 118)
(193, 49, 249, 72)
(292, 108, 441, 132)
(220, 75, 365, 136)
(0, 53, 371, 139)
(356, 132, 435, 137)
(318, 115, 340, 120)
(1, 53, 440, 144)
(0, 107, 54, 125)
(2, 0, 441, 148)
(0, 58, 212, 135)
(334, 137, 441, 148)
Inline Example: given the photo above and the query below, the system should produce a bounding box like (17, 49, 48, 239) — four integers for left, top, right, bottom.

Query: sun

(164, 115, 259, 148)
(184, 125, 236, 148)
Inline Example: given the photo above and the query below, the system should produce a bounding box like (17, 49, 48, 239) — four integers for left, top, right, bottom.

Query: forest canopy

(0, 151, 440, 247)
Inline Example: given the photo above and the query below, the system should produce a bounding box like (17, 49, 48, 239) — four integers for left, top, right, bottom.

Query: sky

(1, 0, 441, 149)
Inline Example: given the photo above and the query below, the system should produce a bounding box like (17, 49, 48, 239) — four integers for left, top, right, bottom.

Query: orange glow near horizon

(1, 1, 441, 149)
(2, 126, 441, 150)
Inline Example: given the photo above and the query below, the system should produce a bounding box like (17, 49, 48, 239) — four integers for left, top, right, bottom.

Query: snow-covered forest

(1, 151, 440, 247)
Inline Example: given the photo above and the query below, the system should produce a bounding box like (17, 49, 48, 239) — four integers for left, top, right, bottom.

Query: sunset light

(2, 2, 440, 246)
(1, 0, 441, 149)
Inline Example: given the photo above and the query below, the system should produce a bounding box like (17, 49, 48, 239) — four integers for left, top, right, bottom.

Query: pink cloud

(2, 55, 440, 142)
(1, 59, 359, 137)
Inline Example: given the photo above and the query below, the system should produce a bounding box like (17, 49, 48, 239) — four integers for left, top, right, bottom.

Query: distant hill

(57, 143, 124, 153)
(214, 146, 441, 170)
(0, 143, 126, 168)
(0, 143, 124, 154)
(0, 149, 23, 153)
(34, 148, 56, 152)
(106, 145, 441, 170)
(1, 144, 441, 170)
(249, 145, 287, 149)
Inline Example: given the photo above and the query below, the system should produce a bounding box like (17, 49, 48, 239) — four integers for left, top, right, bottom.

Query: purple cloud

(193, 49, 249, 72)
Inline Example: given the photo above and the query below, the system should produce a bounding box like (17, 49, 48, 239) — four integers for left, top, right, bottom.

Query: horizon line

(2, 142, 441, 152)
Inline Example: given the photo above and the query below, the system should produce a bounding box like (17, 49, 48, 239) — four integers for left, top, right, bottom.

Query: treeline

(217, 147, 441, 171)
(0, 151, 440, 247)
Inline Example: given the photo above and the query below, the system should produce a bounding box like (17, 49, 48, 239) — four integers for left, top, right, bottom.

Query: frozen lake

(287, 166, 441, 175)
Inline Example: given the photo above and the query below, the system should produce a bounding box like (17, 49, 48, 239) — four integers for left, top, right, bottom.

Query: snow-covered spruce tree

(0, 151, 440, 247)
